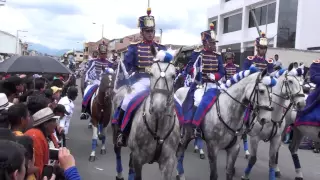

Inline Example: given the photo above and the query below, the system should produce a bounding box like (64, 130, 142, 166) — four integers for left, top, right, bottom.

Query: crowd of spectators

(0, 73, 81, 180)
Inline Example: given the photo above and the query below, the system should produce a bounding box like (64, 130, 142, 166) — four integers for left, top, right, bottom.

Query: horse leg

(226, 143, 240, 180)
(274, 151, 281, 178)
(89, 124, 98, 162)
(159, 154, 176, 180)
(114, 146, 124, 180)
(241, 136, 259, 180)
(268, 136, 282, 180)
(242, 134, 250, 159)
(100, 126, 107, 155)
(176, 138, 192, 180)
(289, 127, 304, 180)
(128, 152, 136, 180)
(131, 153, 142, 180)
(207, 141, 219, 180)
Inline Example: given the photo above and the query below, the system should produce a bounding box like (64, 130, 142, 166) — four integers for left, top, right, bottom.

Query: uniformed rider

(223, 48, 239, 82)
(296, 59, 320, 127)
(242, 32, 273, 73)
(80, 42, 113, 119)
(184, 23, 224, 137)
(116, 8, 167, 147)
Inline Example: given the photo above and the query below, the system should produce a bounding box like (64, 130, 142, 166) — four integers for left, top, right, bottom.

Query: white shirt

(58, 96, 74, 124)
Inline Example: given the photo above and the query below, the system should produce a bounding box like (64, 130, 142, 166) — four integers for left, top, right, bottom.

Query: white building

(0, 30, 23, 56)
(207, 0, 320, 62)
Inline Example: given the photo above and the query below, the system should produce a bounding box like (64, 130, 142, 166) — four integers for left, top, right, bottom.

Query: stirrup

(116, 133, 127, 147)
(193, 127, 202, 138)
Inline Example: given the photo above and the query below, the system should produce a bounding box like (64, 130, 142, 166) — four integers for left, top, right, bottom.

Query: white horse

(126, 47, 181, 180)
(241, 68, 306, 180)
(176, 68, 276, 180)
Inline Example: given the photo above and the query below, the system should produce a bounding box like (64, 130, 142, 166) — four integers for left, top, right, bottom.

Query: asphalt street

(66, 83, 320, 180)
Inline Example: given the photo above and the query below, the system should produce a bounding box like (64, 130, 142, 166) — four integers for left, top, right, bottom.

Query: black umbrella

(0, 56, 72, 74)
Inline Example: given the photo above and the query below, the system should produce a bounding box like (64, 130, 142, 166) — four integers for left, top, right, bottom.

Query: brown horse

(88, 72, 116, 162)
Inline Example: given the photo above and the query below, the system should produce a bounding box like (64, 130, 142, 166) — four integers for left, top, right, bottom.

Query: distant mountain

(28, 43, 70, 56)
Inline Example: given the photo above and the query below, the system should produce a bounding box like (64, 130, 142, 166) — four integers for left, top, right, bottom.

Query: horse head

(238, 67, 276, 126)
(148, 45, 178, 113)
(100, 68, 116, 99)
(274, 65, 306, 111)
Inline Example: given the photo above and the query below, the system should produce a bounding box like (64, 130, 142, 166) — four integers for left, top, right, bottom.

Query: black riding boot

(116, 109, 127, 147)
(80, 105, 89, 120)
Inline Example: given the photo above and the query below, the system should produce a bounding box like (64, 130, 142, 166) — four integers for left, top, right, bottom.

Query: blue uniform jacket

(297, 60, 320, 122)
(242, 55, 274, 73)
(185, 49, 224, 84)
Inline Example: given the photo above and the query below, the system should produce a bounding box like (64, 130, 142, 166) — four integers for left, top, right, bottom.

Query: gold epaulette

(193, 49, 201, 52)
(313, 59, 320, 63)
(213, 51, 221, 55)
(267, 59, 274, 64)
(130, 41, 141, 45)
(234, 64, 239, 67)
(247, 56, 254, 60)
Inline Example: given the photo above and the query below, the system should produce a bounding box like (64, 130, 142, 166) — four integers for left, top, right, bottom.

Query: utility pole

(148, 0, 150, 7)
(159, 29, 163, 44)
(265, 0, 269, 35)
(102, 24, 104, 39)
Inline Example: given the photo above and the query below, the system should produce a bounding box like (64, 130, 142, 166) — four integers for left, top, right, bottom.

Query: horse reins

(142, 61, 176, 164)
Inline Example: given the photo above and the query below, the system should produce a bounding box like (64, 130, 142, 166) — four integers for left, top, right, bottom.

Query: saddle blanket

(82, 84, 99, 106)
(112, 89, 184, 132)
(295, 106, 320, 127)
(192, 88, 219, 126)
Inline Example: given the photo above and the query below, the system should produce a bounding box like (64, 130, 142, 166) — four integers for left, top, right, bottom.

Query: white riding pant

(84, 79, 100, 98)
(194, 82, 217, 107)
(59, 116, 71, 134)
(121, 78, 150, 110)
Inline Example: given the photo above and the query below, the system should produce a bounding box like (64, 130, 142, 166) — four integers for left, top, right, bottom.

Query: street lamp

(16, 30, 28, 55)
(92, 22, 104, 39)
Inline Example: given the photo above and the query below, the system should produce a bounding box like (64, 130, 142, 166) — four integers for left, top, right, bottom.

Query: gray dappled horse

(175, 69, 274, 180)
(241, 68, 306, 180)
(112, 47, 182, 180)
(88, 72, 116, 162)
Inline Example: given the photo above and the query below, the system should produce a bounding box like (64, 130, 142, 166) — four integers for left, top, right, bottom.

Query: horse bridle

(148, 61, 175, 113)
(217, 72, 274, 135)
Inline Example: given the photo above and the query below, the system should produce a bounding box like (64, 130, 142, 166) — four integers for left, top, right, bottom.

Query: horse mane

(150, 45, 156, 57)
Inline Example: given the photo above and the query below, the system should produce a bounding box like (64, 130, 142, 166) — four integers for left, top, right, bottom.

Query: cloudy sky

(0, 0, 218, 50)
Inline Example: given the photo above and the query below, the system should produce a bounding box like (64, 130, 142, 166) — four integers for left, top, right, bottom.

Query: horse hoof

(241, 176, 249, 180)
(194, 149, 199, 153)
(100, 149, 106, 155)
(200, 154, 205, 159)
(89, 156, 96, 162)
(275, 171, 281, 178)
(245, 154, 250, 159)
(115, 177, 124, 180)
(88, 125, 92, 129)
(295, 177, 303, 180)
(176, 175, 180, 180)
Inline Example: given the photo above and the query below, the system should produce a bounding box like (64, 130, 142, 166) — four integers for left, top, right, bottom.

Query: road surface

(66, 84, 320, 180)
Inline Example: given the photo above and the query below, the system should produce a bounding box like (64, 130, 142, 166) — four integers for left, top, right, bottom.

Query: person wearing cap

(57, 87, 78, 136)
(115, 7, 167, 146)
(242, 32, 274, 73)
(24, 107, 59, 176)
(223, 48, 239, 82)
(80, 41, 114, 120)
(182, 23, 224, 137)
(0, 93, 14, 129)
(51, 86, 62, 102)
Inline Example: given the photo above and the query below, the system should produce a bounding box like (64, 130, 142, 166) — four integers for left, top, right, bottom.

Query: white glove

(208, 73, 215, 81)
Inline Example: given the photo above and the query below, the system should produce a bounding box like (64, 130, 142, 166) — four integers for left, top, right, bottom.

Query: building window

(248, 3, 276, 28)
(276, 0, 298, 48)
(223, 13, 242, 33)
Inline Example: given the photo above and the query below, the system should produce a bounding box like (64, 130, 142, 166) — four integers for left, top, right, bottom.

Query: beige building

(83, 37, 109, 60)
